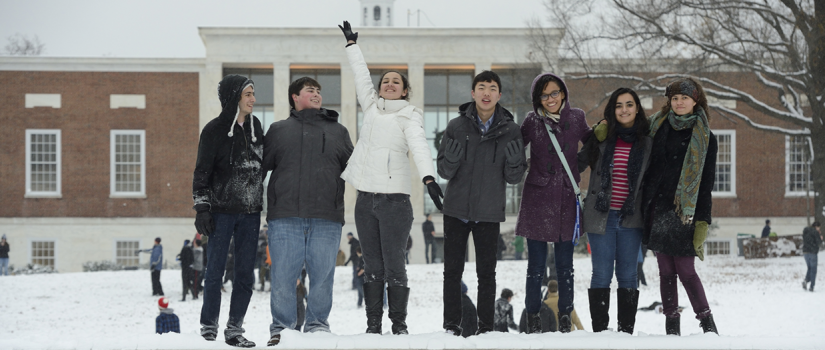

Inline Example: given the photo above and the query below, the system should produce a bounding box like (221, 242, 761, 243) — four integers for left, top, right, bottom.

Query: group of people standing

(189, 20, 719, 347)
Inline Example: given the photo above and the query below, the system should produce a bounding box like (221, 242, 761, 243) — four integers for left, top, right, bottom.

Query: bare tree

(529, 0, 825, 224)
(4, 33, 45, 56)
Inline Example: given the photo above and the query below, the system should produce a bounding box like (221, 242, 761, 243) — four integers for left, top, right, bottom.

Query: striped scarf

(648, 109, 710, 224)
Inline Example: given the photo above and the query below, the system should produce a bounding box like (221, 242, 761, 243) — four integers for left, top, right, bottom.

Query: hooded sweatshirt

(192, 74, 264, 214)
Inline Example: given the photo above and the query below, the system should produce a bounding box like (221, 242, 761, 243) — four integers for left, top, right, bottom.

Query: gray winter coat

(578, 135, 653, 234)
(437, 102, 526, 223)
(263, 108, 354, 224)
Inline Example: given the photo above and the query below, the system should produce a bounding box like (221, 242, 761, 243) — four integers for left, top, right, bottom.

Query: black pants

(355, 191, 414, 287)
(424, 239, 436, 264)
(182, 268, 194, 298)
(151, 269, 164, 296)
(442, 215, 499, 332)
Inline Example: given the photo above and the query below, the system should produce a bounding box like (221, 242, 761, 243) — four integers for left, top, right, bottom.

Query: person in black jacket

(0, 234, 9, 276)
(422, 214, 436, 264)
(641, 78, 718, 336)
(178, 240, 195, 301)
(438, 71, 526, 336)
(459, 281, 478, 337)
(262, 76, 354, 346)
(802, 222, 822, 292)
(193, 74, 263, 348)
(344, 233, 360, 290)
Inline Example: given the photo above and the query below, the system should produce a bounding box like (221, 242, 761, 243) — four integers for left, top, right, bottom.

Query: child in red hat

(156, 297, 180, 334)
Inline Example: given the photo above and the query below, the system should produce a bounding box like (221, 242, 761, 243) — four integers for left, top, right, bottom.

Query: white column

(273, 62, 291, 122)
(407, 62, 426, 220)
(199, 62, 223, 132)
(340, 62, 358, 219)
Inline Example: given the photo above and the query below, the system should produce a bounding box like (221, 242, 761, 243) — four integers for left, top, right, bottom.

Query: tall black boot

(363, 282, 384, 334)
(387, 286, 410, 335)
(558, 312, 572, 333)
(525, 312, 542, 334)
(699, 314, 718, 334)
(588, 288, 610, 332)
(616, 288, 639, 334)
(665, 316, 680, 335)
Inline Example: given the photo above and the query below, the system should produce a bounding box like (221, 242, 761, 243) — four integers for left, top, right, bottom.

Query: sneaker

(201, 333, 217, 341)
(267, 334, 281, 346)
(225, 335, 256, 348)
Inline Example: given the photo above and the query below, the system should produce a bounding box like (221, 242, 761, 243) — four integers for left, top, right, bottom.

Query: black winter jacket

(803, 226, 822, 254)
(193, 75, 264, 214)
(263, 108, 353, 224)
(642, 122, 717, 257)
(0, 243, 8, 259)
(437, 103, 526, 222)
(179, 246, 194, 271)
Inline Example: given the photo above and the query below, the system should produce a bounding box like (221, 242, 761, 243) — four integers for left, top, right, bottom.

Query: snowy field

(1, 254, 823, 349)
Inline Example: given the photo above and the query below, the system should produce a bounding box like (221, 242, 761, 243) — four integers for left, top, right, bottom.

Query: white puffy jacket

(340, 44, 435, 195)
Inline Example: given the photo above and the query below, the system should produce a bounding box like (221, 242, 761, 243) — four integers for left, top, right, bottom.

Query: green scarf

(648, 109, 710, 224)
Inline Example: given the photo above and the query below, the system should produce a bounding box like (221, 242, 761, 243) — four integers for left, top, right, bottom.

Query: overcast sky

(0, 0, 549, 58)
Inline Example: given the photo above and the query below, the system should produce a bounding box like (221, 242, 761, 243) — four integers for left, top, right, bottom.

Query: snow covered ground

(1, 254, 823, 349)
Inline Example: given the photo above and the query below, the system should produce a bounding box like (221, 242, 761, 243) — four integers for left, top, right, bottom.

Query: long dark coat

(515, 73, 591, 243)
(641, 122, 717, 257)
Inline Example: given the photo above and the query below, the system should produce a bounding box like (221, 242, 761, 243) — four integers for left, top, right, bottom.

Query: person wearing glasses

(515, 73, 591, 333)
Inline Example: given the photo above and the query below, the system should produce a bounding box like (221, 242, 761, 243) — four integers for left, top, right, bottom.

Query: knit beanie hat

(155, 237, 161, 243)
(665, 79, 700, 102)
(158, 297, 169, 309)
(461, 281, 468, 294)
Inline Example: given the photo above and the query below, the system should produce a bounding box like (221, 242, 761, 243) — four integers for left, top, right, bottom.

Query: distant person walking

(422, 214, 436, 264)
(762, 219, 772, 238)
(0, 234, 9, 276)
(138, 237, 165, 296)
(178, 239, 195, 301)
(802, 222, 822, 292)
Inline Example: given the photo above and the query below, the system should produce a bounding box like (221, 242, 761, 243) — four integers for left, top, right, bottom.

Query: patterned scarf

(648, 108, 710, 224)
(594, 124, 645, 217)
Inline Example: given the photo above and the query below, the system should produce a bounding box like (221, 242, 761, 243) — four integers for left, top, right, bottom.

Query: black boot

(525, 312, 542, 334)
(699, 314, 718, 334)
(387, 286, 411, 335)
(616, 288, 639, 334)
(665, 316, 680, 335)
(588, 288, 610, 332)
(363, 282, 384, 334)
(558, 312, 572, 333)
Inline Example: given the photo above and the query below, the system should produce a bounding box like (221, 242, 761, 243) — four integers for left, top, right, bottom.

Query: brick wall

(0, 71, 199, 217)
(565, 72, 810, 218)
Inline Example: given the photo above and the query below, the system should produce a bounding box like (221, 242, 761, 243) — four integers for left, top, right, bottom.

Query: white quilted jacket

(340, 44, 435, 194)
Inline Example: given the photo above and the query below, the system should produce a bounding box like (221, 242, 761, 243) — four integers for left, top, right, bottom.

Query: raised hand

(338, 21, 358, 44)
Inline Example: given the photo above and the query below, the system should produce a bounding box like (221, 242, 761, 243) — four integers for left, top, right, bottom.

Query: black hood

(218, 74, 254, 122)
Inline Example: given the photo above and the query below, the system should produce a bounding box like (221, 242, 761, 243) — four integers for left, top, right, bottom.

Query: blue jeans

(199, 212, 260, 338)
(588, 210, 643, 289)
(0, 258, 8, 275)
(805, 253, 818, 289)
(268, 217, 342, 336)
(526, 239, 574, 315)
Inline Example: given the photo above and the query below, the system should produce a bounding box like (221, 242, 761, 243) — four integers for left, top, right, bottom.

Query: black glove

(338, 21, 358, 44)
(424, 177, 444, 211)
(444, 138, 464, 163)
(504, 139, 524, 166)
(195, 210, 214, 237)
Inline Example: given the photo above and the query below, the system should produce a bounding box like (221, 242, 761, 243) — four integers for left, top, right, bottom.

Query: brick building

(0, 27, 811, 272)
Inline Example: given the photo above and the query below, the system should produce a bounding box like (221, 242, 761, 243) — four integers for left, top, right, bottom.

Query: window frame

(114, 239, 141, 267)
(29, 239, 57, 268)
(110, 129, 147, 198)
(711, 129, 736, 198)
(24, 129, 62, 198)
(785, 135, 812, 197)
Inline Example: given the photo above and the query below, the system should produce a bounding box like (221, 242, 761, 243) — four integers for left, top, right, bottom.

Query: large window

(25, 129, 61, 197)
(115, 240, 140, 267)
(110, 130, 146, 197)
(786, 135, 812, 196)
(423, 69, 473, 214)
(31, 240, 55, 268)
(712, 130, 736, 197)
(704, 240, 731, 256)
(223, 69, 275, 133)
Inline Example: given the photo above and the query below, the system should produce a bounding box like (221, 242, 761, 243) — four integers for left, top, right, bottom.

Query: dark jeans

(526, 239, 574, 315)
(805, 253, 818, 289)
(199, 212, 260, 338)
(355, 191, 414, 287)
(424, 239, 436, 264)
(151, 269, 164, 295)
(637, 263, 647, 286)
(656, 252, 711, 319)
(182, 268, 194, 298)
(442, 215, 499, 332)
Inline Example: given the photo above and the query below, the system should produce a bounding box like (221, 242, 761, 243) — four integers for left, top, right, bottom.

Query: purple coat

(515, 73, 591, 243)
